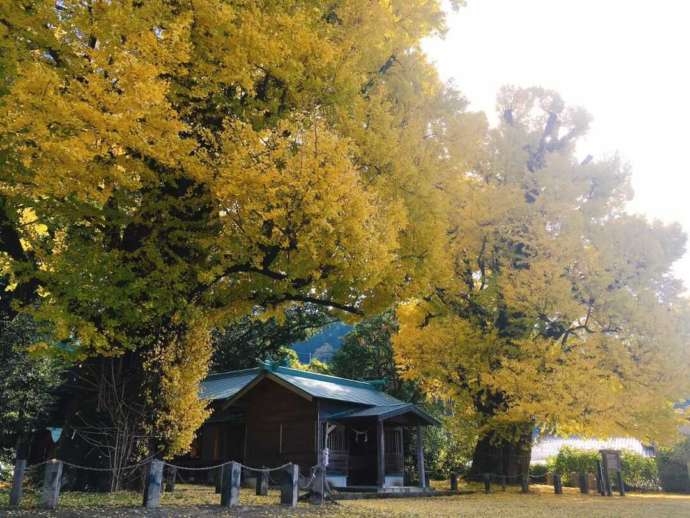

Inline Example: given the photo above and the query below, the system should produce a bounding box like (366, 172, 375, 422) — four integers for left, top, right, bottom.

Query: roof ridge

(205, 367, 261, 379)
(272, 365, 382, 390)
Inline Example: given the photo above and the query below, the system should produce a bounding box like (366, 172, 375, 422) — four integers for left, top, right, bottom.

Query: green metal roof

(202, 364, 402, 407)
(327, 403, 440, 426)
(201, 368, 260, 400)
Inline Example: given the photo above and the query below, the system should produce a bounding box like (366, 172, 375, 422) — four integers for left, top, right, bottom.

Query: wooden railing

(385, 452, 403, 474)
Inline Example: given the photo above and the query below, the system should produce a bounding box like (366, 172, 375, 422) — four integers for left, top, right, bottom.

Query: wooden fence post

(215, 466, 223, 494)
(483, 473, 491, 494)
(595, 461, 605, 495)
(9, 459, 27, 507)
(143, 460, 164, 508)
(553, 473, 563, 494)
(521, 473, 529, 493)
(579, 472, 589, 494)
(165, 466, 177, 493)
(40, 460, 63, 510)
(280, 464, 299, 507)
(256, 469, 268, 496)
(450, 472, 458, 491)
(220, 461, 241, 507)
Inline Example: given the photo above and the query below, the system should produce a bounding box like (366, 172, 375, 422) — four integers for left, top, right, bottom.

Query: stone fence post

(143, 459, 164, 508)
(280, 464, 299, 507)
(40, 460, 63, 509)
(9, 459, 26, 507)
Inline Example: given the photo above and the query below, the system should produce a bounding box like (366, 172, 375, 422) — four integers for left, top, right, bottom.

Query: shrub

(546, 447, 659, 490)
(621, 451, 659, 491)
(0, 448, 13, 482)
(657, 439, 690, 493)
(550, 447, 599, 485)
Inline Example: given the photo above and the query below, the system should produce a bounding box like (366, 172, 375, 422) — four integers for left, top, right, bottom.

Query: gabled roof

(201, 368, 260, 400)
(202, 364, 403, 407)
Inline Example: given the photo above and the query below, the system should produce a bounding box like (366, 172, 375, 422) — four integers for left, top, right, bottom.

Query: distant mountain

(291, 321, 351, 363)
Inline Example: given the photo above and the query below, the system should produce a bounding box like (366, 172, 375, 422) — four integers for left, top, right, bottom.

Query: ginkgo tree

(394, 87, 690, 479)
(0, 0, 477, 461)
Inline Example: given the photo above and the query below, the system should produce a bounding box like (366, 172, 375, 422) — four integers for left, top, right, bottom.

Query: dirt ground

(2, 484, 690, 517)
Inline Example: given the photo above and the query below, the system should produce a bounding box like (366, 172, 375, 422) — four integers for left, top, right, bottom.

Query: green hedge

(546, 447, 659, 490)
(656, 439, 690, 493)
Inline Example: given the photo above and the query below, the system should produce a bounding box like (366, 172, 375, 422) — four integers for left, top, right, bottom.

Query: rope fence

(6, 456, 309, 510)
(6, 454, 627, 511)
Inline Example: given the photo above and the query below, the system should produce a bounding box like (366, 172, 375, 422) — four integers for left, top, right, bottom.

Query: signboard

(602, 450, 621, 472)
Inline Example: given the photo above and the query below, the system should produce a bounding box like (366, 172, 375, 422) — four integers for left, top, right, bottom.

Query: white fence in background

(531, 436, 654, 465)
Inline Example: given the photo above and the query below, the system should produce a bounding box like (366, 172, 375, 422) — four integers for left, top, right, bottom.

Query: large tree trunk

(469, 425, 533, 482)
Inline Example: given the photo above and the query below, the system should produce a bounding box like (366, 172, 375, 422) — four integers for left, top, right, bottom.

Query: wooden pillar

(9, 459, 26, 507)
(40, 460, 63, 510)
(553, 473, 563, 494)
(579, 472, 589, 494)
(280, 464, 299, 507)
(256, 470, 268, 496)
(416, 424, 426, 489)
(165, 466, 177, 493)
(377, 420, 385, 488)
(220, 461, 241, 507)
(450, 472, 458, 491)
(143, 459, 164, 508)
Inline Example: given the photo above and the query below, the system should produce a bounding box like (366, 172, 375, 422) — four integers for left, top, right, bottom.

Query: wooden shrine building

(183, 362, 438, 489)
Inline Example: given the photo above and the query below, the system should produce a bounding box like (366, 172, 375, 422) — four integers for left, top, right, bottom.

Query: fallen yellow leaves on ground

(2, 483, 690, 517)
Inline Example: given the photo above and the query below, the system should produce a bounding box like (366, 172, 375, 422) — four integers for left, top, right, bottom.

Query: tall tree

(394, 87, 690, 479)
(0, 1, 480, 458)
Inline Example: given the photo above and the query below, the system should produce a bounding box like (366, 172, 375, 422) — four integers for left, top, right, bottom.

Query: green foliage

(528, 463, 548, 481)
(549, 447, 600, 483)
(547, 447, 659, 490)
(0, 314, 65, 448)
(211, 305, 333, 372)
(423, 414, 473, 479)
(331, 311, 419, 401)
(621, 451, 659, 491)
(657, 438, 690, 493)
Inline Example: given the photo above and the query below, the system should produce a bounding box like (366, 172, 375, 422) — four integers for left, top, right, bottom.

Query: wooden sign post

(599, 450, 624, 497)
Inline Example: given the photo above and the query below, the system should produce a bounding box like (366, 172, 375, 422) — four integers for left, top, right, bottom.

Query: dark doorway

(347, 422, 377, 485)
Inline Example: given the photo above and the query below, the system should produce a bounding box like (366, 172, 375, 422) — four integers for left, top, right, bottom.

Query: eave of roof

(328, 403, 440, 426)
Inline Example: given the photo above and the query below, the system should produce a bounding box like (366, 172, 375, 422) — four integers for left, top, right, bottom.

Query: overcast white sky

(423, 0, 690, 290)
